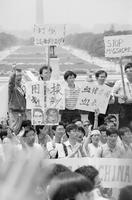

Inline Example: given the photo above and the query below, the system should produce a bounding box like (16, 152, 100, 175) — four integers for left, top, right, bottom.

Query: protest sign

(34, 24, 65, 46)
(47, 158, 132, 188)
(45, 108, 59, 125)
(26, 81, 44, 109)
(32, 108, 45, 125)
(76, 83, 111, 114)
(0, 83, 8, 120)
(104, 35, 132, 58)
(46, 81, 65, 110)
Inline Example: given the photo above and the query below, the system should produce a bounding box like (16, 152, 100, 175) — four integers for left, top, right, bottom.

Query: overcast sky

(0, 0, 132, 30)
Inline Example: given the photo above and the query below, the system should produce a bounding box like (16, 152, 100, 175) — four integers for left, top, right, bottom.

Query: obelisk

(36, 0, 44, 26)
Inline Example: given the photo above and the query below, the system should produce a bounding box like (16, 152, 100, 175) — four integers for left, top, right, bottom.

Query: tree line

(65, 29, 132, 58)
(0, 32, 19, 51)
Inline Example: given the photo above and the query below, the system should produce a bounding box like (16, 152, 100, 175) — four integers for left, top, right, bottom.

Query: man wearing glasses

(112, 62, 132, 126)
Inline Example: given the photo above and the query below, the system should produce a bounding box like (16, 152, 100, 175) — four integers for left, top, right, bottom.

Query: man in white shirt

(112, 62, 132, 126)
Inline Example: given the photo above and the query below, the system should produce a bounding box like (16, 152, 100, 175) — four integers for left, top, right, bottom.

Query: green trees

(65, 30, 132, 58)
(0, 32, 18, 51)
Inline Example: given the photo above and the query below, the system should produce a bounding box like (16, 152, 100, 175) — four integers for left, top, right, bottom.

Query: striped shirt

(65, 85, 80, 110)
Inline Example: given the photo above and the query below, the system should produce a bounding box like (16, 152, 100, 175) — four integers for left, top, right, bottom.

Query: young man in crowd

(88, 70, 108, 126)
(101, 127, 122, 158)
(118, 126, 132, 158)
(39, 65, 52, 81)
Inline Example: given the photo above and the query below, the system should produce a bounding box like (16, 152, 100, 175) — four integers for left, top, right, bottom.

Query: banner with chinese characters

(34, 24, 65, 46)
(26, 81, 44, 109)
(46, 81, 65, 110)
(76, 83, 111, 114)
(26, 81, 63, 125)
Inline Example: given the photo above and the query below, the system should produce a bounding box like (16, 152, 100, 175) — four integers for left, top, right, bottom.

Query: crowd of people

(0, 62, 132, 199)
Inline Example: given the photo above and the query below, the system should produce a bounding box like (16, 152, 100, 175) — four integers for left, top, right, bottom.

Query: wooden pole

(119, 57, 127, 102)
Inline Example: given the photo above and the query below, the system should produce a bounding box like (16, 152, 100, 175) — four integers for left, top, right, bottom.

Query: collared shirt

(120, 141, 132, 158)
(65, 84, 80, 110)
(64, 140, 83, 158)
(87, 143, 102, 157)
(112, 78, 132, 103)
(101, 143, 122, 158)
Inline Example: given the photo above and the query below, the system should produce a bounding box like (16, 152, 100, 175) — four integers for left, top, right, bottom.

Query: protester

(98, 125, 107, 145)
(88, 70, 108, 126)
(61, 70, 81, 125)
(118, 127, 132, 158)
(39, 65, 52, 81)
(84, 129, 102, 157)
(112, 62, 132, 126)
(47, 171, 93, 200)
(8, 67, 26, 135)
(101, 127, 122, 158)
(64, 123, 86, 157)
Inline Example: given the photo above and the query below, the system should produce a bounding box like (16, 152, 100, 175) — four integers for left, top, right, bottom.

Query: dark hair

(48, 171, 93, 200)
(118, 185, 132, 200)
(39, 65, 52, 75)
(104, 114, 117, 122)
(99, 125, 107, 132)
(64, 71, 77, 81)
(106, 127, 118, 136)
(95, 70, 107, 79)
(35, 125, 45, 135)
(75, 165, 99, 186)
(23, 126, 35, 137)
(46, 164, 71, 185)
(77, 127, 85, 136)
(118, 127, 131, 138)
(20, 120, 31, 129)
(124, 63, 132, 72)
(65, 124, 78, 138)
(54, 122, 65, 131)
(0, 129, 8, 140)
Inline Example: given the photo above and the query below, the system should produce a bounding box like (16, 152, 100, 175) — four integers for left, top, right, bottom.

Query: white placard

(34, 24, 65, 46)
(76, 83, 111, 114)
(104, 35, 132, 58)
(26, 81, 44, 109)
(46, 81, 65, 110)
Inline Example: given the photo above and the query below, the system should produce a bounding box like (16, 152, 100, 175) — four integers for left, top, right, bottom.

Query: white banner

(47, 158, 132, 188)
(26, 81, 44, 109)
(76, 83, 111, 114)
(34, 24, 65, 46)
(46, 81, 65, 110)
(104, 35, 132, 58)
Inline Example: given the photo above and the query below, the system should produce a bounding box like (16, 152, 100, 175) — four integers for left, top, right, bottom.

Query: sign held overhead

(104, 35, 132, 58)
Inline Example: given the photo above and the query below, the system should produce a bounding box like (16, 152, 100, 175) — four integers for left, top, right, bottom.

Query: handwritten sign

(34, 24, 65, 46)
(104, 35, 132, 58)
(47, 158, 132, 188)
(26, 81, 44, 109)
(76, 83, 111, 114)
(46, 81, 65, 110)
